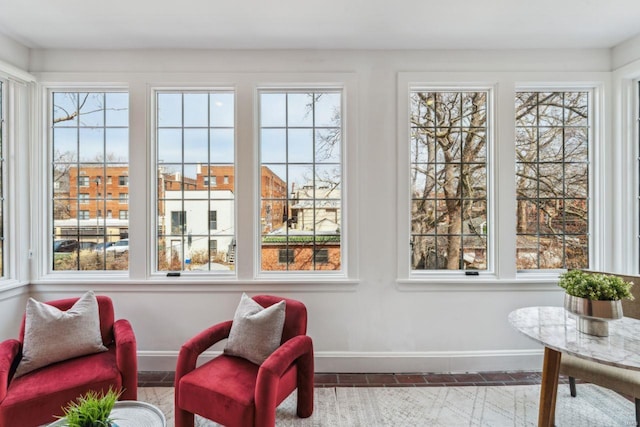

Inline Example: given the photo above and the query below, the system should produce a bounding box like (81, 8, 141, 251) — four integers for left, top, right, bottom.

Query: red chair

(0, 295, 137, 427)
(175, 295, 314, 427)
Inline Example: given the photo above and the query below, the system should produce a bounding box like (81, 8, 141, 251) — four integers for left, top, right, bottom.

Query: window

(409, 90, 489, 271)
(259, 89, 343, 272)
(314, 248, 329, 264)
(51, 91, 129, 271)
(204, 175, 217, 187)
(223, 175, 229, 184)
(118, 175, 128, 186)
(515, 91, 590, 270)
(209, 239, 218, 255)
(119, 193, 129, 204)
(107, 210, 112, 218)
(209, 211, 217, 230)
(107, 176, 112, 184)
(156, 90, 235, 272)
(119, 210, 128, 220)
(278, 248, 294, 264)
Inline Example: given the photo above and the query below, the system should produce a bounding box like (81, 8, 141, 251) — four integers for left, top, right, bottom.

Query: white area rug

(139, 384, 635, 426)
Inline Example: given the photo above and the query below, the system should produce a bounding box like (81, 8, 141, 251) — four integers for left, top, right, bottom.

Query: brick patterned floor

(138, 370, 559, 388)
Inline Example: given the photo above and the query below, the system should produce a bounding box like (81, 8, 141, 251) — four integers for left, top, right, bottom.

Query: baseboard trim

(137, 349, 543, 373)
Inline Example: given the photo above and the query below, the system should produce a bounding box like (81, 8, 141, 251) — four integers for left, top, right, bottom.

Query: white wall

(0, 47, 625, 373)
(0, 31, 30, 71)
(612, 33, 640, 70)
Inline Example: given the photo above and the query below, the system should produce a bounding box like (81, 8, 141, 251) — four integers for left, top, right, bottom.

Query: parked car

(79, 241, 97, 251)
(93, 242, 114, 252)
(106, 239, 129, 254)
(53, 239, 79, 253)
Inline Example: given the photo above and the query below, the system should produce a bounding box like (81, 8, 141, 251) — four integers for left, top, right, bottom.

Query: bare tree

(410, 91, 487, 270)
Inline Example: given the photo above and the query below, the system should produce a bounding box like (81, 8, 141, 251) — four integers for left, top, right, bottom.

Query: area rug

(138, 384, 635, 426)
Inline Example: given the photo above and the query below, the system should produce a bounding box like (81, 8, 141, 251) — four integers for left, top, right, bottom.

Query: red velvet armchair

(175, 295, 314, 427)
(0, 295, 137, 427)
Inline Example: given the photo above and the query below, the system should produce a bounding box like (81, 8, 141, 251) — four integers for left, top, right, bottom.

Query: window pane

(51, 91, 129, 271)
(410, 90, 489, 271)
(156, 91, 235, 273)
(515, 91, 590, 270)
(259, 90, 343, 272)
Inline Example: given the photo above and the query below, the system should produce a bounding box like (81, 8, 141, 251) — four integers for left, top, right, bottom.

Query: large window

(515, 91, 590, 270)
(259, 90, 343, 272)
(51, 91, 129, 271)
(156, 91, 235, 272)
(409, 90, 489, 271)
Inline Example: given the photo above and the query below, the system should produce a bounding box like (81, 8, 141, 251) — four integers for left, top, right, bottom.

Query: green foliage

(558, 270, 635, 301)
(59, 388, 122, 427)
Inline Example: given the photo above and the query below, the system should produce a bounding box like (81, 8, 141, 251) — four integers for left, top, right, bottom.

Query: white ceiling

(1, 0, 640, 50)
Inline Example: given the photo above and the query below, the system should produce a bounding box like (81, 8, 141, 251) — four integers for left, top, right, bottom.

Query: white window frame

(150, 86, 237, 277)
(0, 63, 35, 288)
(397, 72, 610, 288)
(36, 84, 130, 279)
(514, 86, 596, 273)
(255, 84, 349, 279)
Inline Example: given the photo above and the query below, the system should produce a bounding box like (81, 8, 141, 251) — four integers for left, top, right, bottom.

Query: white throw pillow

(224, 293, 286, 365)
(15, 290, 108, 377)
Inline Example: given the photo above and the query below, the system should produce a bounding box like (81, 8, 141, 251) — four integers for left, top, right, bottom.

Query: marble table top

(508, 306, 640, 371)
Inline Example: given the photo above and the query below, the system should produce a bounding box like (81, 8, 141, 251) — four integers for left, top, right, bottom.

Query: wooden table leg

(539, 347, 561, 427)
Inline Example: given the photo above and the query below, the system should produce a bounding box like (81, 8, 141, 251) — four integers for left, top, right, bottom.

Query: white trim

(0, 59, 35, 83)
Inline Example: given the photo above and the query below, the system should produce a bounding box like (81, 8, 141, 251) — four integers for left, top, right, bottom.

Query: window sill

(396, 275, 562, 292)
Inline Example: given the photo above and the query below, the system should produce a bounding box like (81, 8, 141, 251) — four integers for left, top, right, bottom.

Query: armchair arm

(113, 319, 137, 400)
(0, 339, 21, 403)
(255, 335, 314, 426)
(175, 320, 233, 384)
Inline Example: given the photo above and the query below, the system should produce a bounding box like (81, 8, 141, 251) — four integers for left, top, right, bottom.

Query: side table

(47, 400, 166, 427)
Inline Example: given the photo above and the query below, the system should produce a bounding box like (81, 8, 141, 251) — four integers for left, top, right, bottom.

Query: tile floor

(138, 370, 566, 388)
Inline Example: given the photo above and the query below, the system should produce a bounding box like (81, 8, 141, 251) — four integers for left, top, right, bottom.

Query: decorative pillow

(224, 293, 286, 365)
(15, 290, 108, 377)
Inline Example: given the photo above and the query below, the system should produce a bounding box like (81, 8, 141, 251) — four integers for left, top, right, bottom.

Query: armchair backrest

(18, 295, 116, 346)
(253, 295, 307, 344)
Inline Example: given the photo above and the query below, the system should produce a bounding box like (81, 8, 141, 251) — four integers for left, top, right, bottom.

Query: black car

(53, 239, 79, 252)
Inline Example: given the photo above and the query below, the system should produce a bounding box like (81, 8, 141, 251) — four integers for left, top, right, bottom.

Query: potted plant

(58, 387, 122, 427)
(558, 270, 634, 336)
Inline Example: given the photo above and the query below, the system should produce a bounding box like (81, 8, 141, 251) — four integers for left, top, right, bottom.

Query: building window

(259, 89, 342, 272)
(107, 193, 112, 200)
(119, 193, 129, 204)
(171, 211, 186, 234)
(278, 248, 294, 264)
(314, 249, 329, 264)
(409, 90, 489, 271)
(209, 239, 218, 255)
(107, 210, 112, 218)
(51, 90, 129, 271)
(156, 90, 235, 272)
(119, 210, 129, 220)
(118, 175, 128, 186)
(204, 175, 217, 187)
(223, 175, 229, 184)
(515, 91, 590, 270)
(107, 176, 112, 184)
(209, 211, 217, 230)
